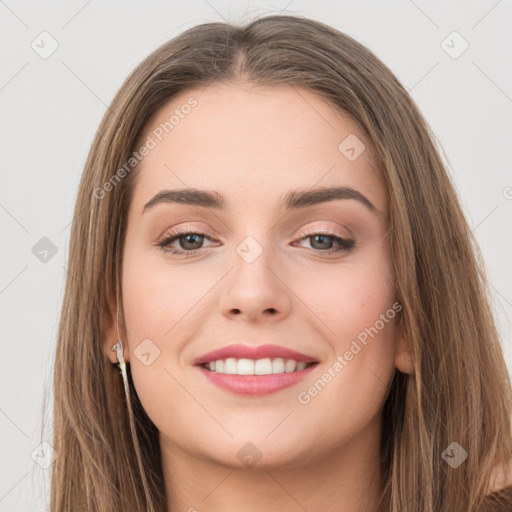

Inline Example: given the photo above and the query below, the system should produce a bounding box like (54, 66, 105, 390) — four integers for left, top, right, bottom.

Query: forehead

(130, 83, 387, 216)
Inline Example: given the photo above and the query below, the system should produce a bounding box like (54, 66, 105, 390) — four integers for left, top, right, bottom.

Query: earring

(112, 340, 130, 398)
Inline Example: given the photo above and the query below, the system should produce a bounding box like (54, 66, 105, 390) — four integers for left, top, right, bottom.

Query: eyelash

(156, 226, 356, 258)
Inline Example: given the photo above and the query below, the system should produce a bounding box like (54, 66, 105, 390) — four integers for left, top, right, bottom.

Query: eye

(156, 227, 218, 257)
(293, 229, 355, 254)
(156, 227, 356, 257)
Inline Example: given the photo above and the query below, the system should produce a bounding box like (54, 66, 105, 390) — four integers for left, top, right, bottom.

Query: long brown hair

(47, 14, 512, 511)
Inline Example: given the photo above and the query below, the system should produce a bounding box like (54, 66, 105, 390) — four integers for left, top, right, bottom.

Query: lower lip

(196, 364, 317, 395)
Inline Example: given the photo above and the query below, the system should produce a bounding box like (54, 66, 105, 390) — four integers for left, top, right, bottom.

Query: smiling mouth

(200, 357, 318, 375)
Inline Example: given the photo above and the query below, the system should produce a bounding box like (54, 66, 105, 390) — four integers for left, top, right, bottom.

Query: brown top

(479, 485, 512, 512)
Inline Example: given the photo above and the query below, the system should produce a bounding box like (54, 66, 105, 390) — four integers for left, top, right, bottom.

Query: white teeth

(224, 358, 238, 374)
(284, 359, 297, 372)
(237, 358, 254, 375)
(272, 357, 285, 373)
(203, 357, 313, 375)
(254, 358, 273, 375)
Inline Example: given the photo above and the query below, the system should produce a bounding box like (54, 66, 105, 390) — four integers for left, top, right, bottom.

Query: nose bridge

(228, 202, 281, 268)
(231, 230, 279, 293)
(219, 229, 292, 321)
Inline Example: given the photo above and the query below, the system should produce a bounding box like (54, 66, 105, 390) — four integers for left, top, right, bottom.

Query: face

(105, 82, 409, 470)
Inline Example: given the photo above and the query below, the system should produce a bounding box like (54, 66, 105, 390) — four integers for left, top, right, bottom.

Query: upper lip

(193, 343, 319, 365)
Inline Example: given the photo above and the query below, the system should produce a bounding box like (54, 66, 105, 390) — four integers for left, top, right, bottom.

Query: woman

(49, 14, 512, 511)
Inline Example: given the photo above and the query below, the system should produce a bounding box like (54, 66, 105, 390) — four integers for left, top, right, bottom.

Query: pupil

(182, 234, 202, 250)
(311, 235, 332, 250)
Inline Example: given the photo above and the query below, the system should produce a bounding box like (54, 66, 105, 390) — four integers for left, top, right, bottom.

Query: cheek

(294, 248, 398, 408)
(331, 271, 397, 354)
(121, 250, 197, 343)
(298, 249, 397, 354)
(120, 252, 200, 438)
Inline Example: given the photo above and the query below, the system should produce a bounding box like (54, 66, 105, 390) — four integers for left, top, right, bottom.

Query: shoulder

(479, 485, 512, 512)
(480, 462, 512, 512)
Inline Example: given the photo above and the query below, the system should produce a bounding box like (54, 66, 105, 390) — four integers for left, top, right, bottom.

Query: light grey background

(1, 1, 511, 510)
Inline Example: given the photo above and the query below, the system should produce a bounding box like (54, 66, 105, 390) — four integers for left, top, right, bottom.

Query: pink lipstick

(193, 343, 319, 396)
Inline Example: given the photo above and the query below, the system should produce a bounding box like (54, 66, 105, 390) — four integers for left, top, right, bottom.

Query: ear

(394, 315, 414, 375)
(103, 288, 129, 365)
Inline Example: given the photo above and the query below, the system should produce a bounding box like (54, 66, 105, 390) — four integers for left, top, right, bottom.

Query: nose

(219, 243, 292, 324)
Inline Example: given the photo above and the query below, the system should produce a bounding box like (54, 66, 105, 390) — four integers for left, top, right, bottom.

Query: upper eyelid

(160, 225, 352, 241)
(160, 218, 353, 237)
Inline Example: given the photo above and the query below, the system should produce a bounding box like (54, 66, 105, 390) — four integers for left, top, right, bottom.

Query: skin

(104, 82, 413, 512)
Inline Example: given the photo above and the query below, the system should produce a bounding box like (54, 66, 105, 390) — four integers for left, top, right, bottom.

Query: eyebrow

(142, 186, 377, 214)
